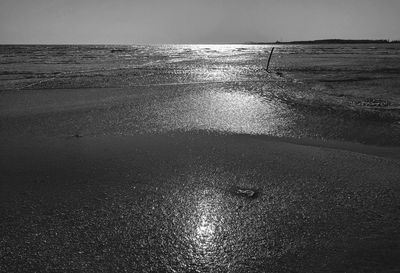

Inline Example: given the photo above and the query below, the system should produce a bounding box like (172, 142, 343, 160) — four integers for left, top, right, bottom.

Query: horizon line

(1, 38, 399, 46)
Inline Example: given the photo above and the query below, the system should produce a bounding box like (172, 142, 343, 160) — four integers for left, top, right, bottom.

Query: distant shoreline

(247, 39, 400, 45)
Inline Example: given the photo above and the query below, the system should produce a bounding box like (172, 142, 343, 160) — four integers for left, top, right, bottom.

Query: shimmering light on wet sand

(156, 87, 290, 135)
(194, 199, 217, 250)
(186, 188, 229, 268)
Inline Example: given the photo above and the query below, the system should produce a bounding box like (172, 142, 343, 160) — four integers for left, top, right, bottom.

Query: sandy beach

(1, 43, 400, 272)
(1, 133, 400, 272)
(1, 81, 400, 272)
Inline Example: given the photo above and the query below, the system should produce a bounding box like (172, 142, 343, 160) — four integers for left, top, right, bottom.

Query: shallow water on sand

(0, 44, 400, 145)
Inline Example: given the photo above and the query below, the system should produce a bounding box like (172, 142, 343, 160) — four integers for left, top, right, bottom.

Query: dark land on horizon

(247, 39, 400, 45)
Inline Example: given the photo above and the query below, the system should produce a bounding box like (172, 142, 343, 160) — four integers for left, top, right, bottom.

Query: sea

(1, 44, 400, 145)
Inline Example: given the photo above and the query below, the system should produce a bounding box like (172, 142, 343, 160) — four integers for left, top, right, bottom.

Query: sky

(1, 0, 399, 44)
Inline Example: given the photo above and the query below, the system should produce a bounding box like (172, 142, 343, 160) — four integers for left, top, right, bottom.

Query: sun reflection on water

(193, 65, 243, 82)
(158, 87, 287, 135)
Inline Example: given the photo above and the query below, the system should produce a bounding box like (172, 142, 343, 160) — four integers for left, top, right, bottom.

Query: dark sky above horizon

(1, 0, 399, 44)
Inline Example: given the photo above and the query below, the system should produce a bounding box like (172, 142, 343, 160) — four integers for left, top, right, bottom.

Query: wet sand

(1, 132, 400, 272)
(1, 81, 400, 272)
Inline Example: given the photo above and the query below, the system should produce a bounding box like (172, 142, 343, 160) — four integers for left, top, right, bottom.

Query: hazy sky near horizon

(1, 0, 399, 44)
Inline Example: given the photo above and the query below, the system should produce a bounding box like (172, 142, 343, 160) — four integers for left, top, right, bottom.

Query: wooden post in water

(266, 47, 275, 72)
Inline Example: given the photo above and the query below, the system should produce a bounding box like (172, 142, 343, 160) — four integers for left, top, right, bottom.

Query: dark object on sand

(235, 188, 258, 198)
(266, 47, 275, 72)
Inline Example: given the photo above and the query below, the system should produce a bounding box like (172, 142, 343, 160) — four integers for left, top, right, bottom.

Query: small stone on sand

(236, 188, 257, 198)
